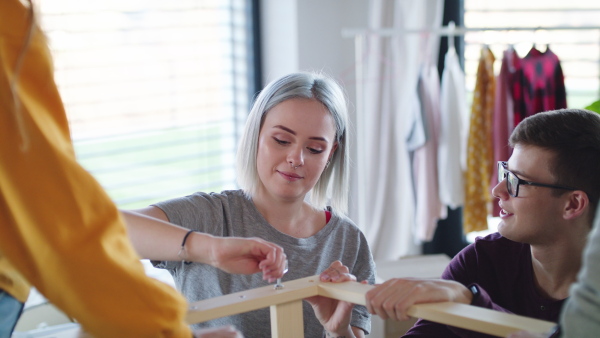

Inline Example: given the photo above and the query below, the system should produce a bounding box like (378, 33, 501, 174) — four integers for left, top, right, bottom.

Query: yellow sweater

(0, 1, 191, 336)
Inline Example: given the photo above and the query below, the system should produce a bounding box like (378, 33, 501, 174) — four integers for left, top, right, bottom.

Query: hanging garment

(438, 45, 468, 209)
(413, 63, 446, 242)
(406, 86, 427, 152)
(490, 47, 516, 217)
(358, 0, 444, 261)
(507, 48, 526, 128)
(464, 46, 496, 234)
(521, 46, 567, 119)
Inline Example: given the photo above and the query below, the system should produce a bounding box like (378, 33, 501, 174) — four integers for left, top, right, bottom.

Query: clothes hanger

(530, 27, 538, 51)
(447, 21, 455, 52)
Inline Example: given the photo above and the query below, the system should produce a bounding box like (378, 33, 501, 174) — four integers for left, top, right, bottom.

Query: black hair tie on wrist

(179, 229, 195, 265)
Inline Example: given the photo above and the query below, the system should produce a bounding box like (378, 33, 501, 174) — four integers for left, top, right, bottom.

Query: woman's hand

(365, 278, 472, 321)
(193, 325, 243, 337)
(305, 261, 365, 338)
(205, 236, 287, 283)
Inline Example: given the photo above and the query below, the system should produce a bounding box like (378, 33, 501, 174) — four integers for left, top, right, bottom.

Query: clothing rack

(344, 24, 600, 229)
(343, 23, 600, 122)
(342, 24, 600, 90)
(342, 24, 600, 38)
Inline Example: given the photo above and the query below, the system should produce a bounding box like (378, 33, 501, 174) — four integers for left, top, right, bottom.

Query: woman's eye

(273, 137, 289, 145)
(308, 147, 324, 154)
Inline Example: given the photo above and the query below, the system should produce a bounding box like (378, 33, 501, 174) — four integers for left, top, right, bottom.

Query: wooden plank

(185, 275, 320, 324)
(270, 300, 304, 338)
(407, 302, 556, 337)
(317, 280, 373, 305)
(186, 275, 556, 338)
(318, 281, 555, 337)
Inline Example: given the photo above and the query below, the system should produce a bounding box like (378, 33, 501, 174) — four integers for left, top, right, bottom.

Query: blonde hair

(236, 72, 350, 215)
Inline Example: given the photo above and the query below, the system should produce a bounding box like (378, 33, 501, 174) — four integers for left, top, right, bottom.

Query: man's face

(492, 144, 567, 244)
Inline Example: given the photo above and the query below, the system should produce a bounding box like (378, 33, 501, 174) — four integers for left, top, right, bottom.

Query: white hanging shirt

(438, 47, 468, 209)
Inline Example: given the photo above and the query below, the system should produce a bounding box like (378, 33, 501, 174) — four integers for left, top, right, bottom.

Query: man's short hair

(509, 108, 600, 215)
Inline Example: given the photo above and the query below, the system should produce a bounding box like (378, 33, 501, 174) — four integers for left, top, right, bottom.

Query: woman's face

(255, 98, 338, 202)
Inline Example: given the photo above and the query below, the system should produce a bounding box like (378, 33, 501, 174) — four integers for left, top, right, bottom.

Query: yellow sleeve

(0, 1, 192, 337)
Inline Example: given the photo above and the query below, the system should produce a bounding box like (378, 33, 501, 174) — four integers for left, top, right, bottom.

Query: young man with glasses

(363, 108, 600, 337)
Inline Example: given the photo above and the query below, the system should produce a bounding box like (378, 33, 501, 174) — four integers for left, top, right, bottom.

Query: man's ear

(564, 190, 589, 220)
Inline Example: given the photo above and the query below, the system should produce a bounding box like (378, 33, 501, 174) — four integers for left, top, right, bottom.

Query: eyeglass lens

(507, 171, 518, 196)
(497, 162, 505, 183)
(498, 162, 516, 197)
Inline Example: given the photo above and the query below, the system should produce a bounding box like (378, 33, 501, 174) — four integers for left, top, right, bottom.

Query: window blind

(38, 0, 257, 209)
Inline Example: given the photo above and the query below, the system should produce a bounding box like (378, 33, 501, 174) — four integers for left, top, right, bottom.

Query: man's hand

(365, 278, 472, 321)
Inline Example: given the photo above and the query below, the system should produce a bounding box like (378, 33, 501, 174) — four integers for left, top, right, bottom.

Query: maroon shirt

(404, 232, 565, 337)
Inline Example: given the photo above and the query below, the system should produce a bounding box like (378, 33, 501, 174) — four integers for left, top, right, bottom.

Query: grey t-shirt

(152, 190, 375, 337)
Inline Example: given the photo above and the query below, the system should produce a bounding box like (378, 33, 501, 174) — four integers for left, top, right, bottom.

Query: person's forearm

(325, 328, 353, 338)
(325, 326, 364, 338)
(121, 210, 215, 264)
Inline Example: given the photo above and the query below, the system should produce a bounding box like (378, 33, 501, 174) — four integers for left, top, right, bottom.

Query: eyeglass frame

(497, 161, 578, 197)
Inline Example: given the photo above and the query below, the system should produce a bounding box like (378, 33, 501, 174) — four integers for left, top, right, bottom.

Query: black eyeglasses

(497, 161, 577, 197)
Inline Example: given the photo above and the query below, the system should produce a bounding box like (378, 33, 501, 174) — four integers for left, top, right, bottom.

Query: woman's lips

(278, 170, 302, 181)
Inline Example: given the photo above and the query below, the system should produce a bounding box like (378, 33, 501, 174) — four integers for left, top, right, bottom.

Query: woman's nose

(287, 146, 304, 167)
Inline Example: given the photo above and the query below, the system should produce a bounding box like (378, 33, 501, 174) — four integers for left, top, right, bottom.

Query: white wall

(260, 1, 299, 82)
(260, 0, 369, 222)
(261, 0, 368, 89)
(260, 3, 385, 335)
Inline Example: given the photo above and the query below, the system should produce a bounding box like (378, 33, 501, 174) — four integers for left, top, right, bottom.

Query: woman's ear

(328, 142, 338, 160)
(564, 190, 589, 220)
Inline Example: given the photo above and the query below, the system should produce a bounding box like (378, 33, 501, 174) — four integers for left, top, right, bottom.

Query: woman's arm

(121, 208, 287, 282)
(122, 207, 190, 260)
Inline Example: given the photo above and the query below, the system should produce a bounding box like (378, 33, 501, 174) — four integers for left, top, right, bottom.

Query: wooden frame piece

(270, 300, 304, 338)
(186, 275, 556, 337)
(186, 276, 320, 324)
